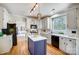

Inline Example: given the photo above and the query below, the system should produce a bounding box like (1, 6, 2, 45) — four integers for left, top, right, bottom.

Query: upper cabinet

(67, 8, 77, 29)
(76, 8, 79, 29)
(67, 7, 79, 30)
(41, 17, 52, 30)
(42, 18, 47, 30)
(0, 7, 4, 29)
(0, 7, 10, 29)
(3, 8, 10, 29)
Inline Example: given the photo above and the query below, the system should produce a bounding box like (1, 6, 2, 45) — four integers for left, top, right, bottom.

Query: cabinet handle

(61, 37, 63, 39)
(66, 43, 68, 45)
(69, 40, 71, 41)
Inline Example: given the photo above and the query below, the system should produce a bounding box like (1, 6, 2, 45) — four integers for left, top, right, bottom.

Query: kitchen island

(28, 35, 47, 55)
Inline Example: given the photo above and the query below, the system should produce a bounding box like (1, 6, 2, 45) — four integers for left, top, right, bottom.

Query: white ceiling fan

(26, 3, 52, 20)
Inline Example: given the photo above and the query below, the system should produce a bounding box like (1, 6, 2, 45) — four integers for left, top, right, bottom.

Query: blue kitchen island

(28, 35, 47, 55)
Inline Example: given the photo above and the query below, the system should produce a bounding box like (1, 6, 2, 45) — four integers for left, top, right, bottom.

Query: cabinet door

(66, 39, 76, 55)
(59, 37, 66, 52)
(76, 8, 79, 29)
(42, 19, 45, 29)
(46, 34, 51, 44)
(0, 8, 3, 29)
(76, 39, 79, 55)
(67, 8, 77, 29)
(42, 18, 48, 29)
(28, 38, 34, 54)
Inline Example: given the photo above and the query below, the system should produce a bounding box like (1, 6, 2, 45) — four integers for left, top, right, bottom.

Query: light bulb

(33, 7, 36, 11)
(36, 4, 38, 8)
(30, 13, 31, 15)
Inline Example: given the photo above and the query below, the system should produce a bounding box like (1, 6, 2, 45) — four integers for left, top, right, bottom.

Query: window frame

(52, 15, 67, 33)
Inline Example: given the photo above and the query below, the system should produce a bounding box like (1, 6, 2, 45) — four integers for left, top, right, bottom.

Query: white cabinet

(59, 37, 76, 54)
(0, 35, 12, 54)
(59, 37, 66, 52)
(0, 7, 10, 29)
(76, 39, 79, 55)
(3, 8, 10, 29)
(46, 34, 51, 44)
(41, 17, 52, 30)
(0, 7, 3, 29)
(67, 8, 77, 29)
(67, 7, 79, 30)
(42, 18, 47, 29)
(76, 8, 79, 29)
(66, 39, 76, 54)
(40, 33, 51, 44)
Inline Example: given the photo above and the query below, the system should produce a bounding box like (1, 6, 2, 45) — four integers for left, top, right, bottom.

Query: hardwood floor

(47, 44, 65, 55)
(4, 36, 65, 55)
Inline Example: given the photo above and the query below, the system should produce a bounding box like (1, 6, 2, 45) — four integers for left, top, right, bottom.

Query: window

(52, 15, 67, 34)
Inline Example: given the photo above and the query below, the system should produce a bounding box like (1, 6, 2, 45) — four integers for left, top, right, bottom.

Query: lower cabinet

(66, 38, 76, 54)
(59, 37, 76, 55)
(0, 35, 12, 54)
(76, 39, 79, 55)
(47, 34, 51, 44)
(59, 37, 66, 52)
(40, 33, 51, 44)
(28, 37, 46, 55)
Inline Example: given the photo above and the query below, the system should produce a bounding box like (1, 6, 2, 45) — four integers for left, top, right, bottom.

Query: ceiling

(0, 3, 78, 17)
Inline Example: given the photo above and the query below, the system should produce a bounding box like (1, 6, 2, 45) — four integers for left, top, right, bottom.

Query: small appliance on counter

(71, 29, 77, 37)
(30, 25, 38, 35)
(72, 31, 76, 34)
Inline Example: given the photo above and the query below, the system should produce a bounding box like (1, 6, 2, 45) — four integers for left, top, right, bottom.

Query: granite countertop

(52, 33, 79, 39)
(28, 35, 47, 41)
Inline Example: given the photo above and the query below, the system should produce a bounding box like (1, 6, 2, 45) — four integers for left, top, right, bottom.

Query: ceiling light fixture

(50, 8, 55, 15)
(30, 13, 31, 15)
(30, 3, 38, 15)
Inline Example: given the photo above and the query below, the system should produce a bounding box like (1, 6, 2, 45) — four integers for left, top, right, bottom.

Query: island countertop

(28, 35, 47, 41)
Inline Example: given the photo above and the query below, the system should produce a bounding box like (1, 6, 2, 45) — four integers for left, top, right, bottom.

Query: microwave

(30, 25, 37, 29)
